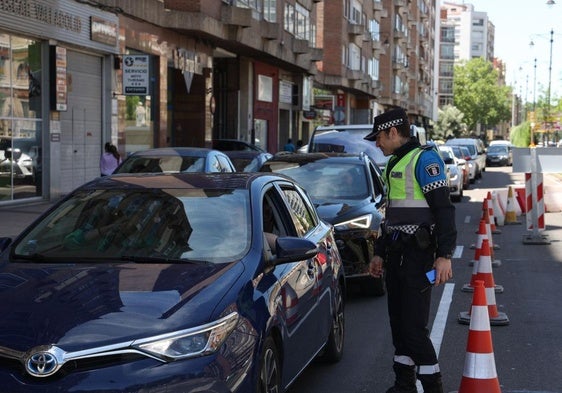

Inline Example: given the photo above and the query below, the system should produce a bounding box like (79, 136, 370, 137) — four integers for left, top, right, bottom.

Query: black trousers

(385, 236, 438, 366)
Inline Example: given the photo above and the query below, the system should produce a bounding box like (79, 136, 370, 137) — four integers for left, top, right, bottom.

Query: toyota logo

(26, 351, 58, 377)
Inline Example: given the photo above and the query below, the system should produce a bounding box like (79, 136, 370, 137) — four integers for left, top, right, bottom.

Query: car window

(309, 129, 389, 166)
(217, 155, 234, 172)
(13, 188, 251, 263)
(280, 187, 316, 237)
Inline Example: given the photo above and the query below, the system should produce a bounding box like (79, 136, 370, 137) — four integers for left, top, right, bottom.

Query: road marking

(464, 215, 471, 224)
(416, 283, 455, 392)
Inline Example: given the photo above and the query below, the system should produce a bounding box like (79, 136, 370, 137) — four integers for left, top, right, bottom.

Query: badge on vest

(425, 163, 441, 176)
(390, 172, 403, 178)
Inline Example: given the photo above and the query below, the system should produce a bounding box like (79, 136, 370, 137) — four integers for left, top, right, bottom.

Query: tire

(317, 282, 345, 363)
(257, 336, 281, 393)
(360, 275, 386, 297)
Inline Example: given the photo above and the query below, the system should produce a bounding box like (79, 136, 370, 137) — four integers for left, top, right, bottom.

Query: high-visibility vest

(384, 148, 434, 230)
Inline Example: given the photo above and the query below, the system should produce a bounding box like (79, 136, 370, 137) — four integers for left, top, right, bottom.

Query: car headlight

(334, 214, 372, 230)
(133, 312, 239, 361)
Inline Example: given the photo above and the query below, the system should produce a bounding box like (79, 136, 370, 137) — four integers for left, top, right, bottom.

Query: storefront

(0, 0, 119, 204)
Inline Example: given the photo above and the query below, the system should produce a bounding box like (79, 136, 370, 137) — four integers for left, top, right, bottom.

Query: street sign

(123, 55, 149, 95)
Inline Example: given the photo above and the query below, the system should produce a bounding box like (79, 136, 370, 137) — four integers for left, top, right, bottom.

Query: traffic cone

(471, 214, 501, 267)
(483, 200, 500, 251)
(457, 280, 502, 393)
(463, 233, 503, 293)
(491, 190, 505, 226)
(459, 239, 509, 326)
(504, 186, 521, 225)
(485, 194, 501, 234)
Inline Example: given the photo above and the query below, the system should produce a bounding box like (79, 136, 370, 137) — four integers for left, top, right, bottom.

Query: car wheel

(257, 336, 281, 393)
(360, 275, 385, 297)
(317, 282, 345, 363)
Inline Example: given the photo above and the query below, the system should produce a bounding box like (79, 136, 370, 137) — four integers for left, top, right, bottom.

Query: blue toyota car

(0, 172, 345, 392)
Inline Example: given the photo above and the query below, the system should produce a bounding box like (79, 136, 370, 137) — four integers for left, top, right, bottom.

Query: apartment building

(0, 0, 438, 205)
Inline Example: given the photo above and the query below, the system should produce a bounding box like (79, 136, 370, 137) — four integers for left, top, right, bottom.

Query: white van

(445, 138, 486, 181)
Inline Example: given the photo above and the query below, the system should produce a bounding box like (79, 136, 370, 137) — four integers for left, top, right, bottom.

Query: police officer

(364, 108, 456, 393)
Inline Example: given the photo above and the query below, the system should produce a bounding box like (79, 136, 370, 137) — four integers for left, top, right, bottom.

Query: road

(286, 166, 562, 393)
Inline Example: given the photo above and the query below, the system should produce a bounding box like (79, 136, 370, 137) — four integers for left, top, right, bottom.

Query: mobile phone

(426, 269, 436, 284)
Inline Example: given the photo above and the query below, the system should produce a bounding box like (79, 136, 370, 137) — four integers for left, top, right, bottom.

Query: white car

(445, 138, 486, 182)
(438, 146, 464, 202)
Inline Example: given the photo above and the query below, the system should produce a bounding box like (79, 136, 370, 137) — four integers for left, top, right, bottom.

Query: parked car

(114, 147, 236, 174)
(445, 138, 486, 182)
(307, 124, 389, 169)
(447, 145, 471, 190)
(486, 144, 512, 166)
(0, 171, 345, 392)
(0, 137, 38, 184)
(260, 152, 386, 296)
(223, 150, 273, 172)
(212, 139, 266, 153)
(437, 145, 465, 202)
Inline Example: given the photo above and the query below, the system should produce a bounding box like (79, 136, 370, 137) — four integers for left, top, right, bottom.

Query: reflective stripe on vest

(384, 148, 433, 227)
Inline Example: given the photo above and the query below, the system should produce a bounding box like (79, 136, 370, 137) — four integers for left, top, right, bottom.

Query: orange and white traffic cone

(459, 239, 509, 326)
(457, 280, 502, 393)
(485, 193, 501, 234)
(470, 214, 501, 267)
(462, 234, 503, 293)
(504, 186, 521, 225)
(483, 200, 500, 251)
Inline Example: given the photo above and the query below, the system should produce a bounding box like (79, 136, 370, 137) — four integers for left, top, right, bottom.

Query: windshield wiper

(119, 255, 212, 266)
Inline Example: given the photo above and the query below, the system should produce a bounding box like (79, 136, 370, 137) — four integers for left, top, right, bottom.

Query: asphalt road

(286, 167, 562, 393)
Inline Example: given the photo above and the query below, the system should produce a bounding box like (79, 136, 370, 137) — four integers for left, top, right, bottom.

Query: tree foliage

(431, 105, 467, 140)
(453, 58, 512, 132)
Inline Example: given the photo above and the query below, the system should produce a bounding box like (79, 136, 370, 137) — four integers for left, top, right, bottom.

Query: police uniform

(365, 108, 457, 393)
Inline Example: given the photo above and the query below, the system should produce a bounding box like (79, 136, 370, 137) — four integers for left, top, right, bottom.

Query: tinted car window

(309, 128, 388, 167)
(14, 188, 251, 263)
(281, 187, 316, 237)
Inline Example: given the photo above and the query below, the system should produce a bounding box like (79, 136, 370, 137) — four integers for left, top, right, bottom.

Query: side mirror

(269, 236, 319, 266)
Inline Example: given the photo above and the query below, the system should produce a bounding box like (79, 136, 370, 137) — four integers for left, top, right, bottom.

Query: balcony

(260, 21, 279, 40)
(221, 6, 252, 27)
(292, 38, 310, 54)
(346, 68, 363, 81)
(347, 21, 365, 36)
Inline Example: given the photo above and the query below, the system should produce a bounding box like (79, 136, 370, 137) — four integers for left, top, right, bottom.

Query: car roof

(263, 152, 369, 166)
(314, 124, 373, 131)
(92, 171, 290, 190)
(128, 147, 222, 158)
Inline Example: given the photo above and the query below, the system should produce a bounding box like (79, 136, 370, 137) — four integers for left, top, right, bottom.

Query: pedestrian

(283, 138, 295, 152)
(364, 107, 456, 393)
(100, 142, 122, 176)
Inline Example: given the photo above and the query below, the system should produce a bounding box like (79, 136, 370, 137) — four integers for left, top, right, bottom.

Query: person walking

(283, 138, 296, 152)
(364, 108, 456, 393)
(100, 142, 122, 176)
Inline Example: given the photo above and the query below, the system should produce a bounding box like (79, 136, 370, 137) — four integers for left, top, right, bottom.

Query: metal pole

(546, 29, 553, 144)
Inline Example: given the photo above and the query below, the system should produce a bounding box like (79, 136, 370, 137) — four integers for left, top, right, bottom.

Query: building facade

(0, 0, 438, 206)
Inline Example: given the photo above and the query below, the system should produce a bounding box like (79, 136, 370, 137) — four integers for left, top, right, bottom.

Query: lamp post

(546, 29, 553, 144)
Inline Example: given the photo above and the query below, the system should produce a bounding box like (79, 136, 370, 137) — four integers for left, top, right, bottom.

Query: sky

(452, 0, 562, 104)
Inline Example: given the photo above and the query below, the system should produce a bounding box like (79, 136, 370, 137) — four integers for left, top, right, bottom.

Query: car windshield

(116, 155, 206, 173)
(487, 145, 508, 154)
(309, 129, 389, 167)
(12, 188, 251, 263)
(273, 162, 368, 200)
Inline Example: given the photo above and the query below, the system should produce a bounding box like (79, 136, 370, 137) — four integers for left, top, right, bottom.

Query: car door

(266, 182, 332, 382)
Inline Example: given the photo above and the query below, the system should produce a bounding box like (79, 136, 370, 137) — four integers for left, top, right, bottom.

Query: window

(284, 3, 294, 34)
(348, 43, 361, 70)
(281, 187, 316, 237)
(295, 3, 310, 40)
(263, 0, 276, 22)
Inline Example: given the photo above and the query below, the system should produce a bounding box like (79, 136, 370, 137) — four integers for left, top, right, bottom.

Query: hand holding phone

(425, 269, 436, 284)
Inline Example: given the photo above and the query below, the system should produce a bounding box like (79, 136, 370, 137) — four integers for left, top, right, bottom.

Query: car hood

(0, 261, 242, 352)
(314, 199, 367, 224)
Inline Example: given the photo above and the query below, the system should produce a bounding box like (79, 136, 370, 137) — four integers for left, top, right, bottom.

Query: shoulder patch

(425, 163, 441, 177)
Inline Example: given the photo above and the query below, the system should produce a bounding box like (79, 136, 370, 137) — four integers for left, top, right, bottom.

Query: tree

(453, 58, 512, 134)
(431, 105, 467, 140)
